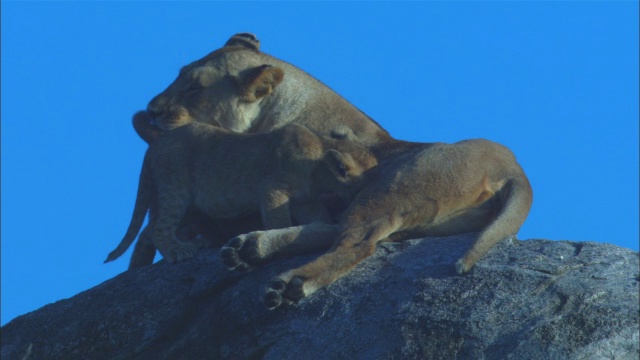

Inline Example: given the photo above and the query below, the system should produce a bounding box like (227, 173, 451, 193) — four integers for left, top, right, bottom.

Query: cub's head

(317, 128, 379, 202)
(146, 33, 284, 133)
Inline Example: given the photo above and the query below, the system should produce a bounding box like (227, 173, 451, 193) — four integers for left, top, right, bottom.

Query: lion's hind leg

(264, 219, 400, 310)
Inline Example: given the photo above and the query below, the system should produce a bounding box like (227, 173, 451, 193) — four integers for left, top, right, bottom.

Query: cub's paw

(264, 276, 306, 310)
(220, 233, 263, 271)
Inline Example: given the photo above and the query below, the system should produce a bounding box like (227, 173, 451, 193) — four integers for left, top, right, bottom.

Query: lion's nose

(147, 96, 166, 119)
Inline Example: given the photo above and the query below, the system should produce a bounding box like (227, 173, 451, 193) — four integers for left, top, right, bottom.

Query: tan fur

(121, 32, 392, 267)
(137, 33, 533, 307)
(145, 33, 391, 145)
(130, 112, 254, 267)
(106, 118, 378, 266)
(223, 139, 533, 309)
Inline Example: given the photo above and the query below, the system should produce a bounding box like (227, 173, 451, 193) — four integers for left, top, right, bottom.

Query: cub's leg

(260, 187, 294, 229)
(264, 218, 401, 310)
(129, 225, 156, 268)
(221, 222, 338, 271)
(153, 186, 198, 263)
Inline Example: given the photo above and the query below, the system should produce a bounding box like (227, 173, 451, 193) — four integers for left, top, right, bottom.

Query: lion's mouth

(149, 111, 194, 131)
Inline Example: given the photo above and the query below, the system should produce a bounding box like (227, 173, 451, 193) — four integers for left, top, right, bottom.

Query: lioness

(106, 113, 378, 265)
(222, 138, 533, 309)
(142, 33, 533, 305)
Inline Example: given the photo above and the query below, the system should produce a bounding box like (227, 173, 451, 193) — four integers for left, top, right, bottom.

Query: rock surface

(2, 235, 639, 360)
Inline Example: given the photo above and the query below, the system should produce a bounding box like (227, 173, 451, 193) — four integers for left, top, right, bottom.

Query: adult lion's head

(146, 33, 284, 133)
(143, 32, 391, 146)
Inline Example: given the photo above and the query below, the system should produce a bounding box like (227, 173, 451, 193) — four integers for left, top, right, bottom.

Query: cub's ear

(238, 65, 285, 102)
(324, 149, 354, 180)
(224, 32, 260, 50)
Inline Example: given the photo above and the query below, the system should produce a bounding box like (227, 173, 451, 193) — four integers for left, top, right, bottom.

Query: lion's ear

(224, 33, 260, 50)
(238, 65, 285, 102)
(324, 149, 354, 180)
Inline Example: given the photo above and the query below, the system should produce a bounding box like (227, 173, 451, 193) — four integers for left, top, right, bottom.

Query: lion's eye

(185, 83, 203, 93)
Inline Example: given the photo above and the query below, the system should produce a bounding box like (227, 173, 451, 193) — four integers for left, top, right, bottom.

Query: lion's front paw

(264, 276, 306, 310)
(220, 233, 263, 271)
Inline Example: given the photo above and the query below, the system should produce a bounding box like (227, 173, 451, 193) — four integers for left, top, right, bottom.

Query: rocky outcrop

(2, 235, 638, 359)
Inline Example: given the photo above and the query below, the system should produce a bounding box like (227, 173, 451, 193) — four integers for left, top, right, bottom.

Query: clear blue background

(2, 2, 638, 325)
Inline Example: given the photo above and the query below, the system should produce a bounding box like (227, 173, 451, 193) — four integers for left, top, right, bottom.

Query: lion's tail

(104, 153, 153, 263)
(455, 172, 533, 274)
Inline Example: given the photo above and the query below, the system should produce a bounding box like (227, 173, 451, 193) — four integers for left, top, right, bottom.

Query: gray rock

(2, 235, 638, 360)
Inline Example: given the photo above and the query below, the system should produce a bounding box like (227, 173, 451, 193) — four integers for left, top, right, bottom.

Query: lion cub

(105, 117, 378, 265)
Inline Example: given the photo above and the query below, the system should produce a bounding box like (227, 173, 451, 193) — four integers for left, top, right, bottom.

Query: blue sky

(2, 2, 638, 326)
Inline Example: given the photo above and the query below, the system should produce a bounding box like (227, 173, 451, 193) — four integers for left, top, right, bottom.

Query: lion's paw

(264, 276, 306, 310)
(220, 233, 263, 271)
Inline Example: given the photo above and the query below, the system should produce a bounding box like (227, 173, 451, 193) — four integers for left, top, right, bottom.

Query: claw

(227, 236, 244, 249)
(235, 262, 250, 272)
(220, 243, 254, 271)
(269, 279, 287, 291)
(284, 277, 306, 301)
(264, 276, 308, 309)
(220, 246, 235, 260)
(264, 290, 283, 310)
(220, 234, 263, 271)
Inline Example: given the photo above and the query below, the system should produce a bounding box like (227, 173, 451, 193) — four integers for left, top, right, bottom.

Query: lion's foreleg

(264, 219, 399, 309)
(221, 222, 338, 271)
